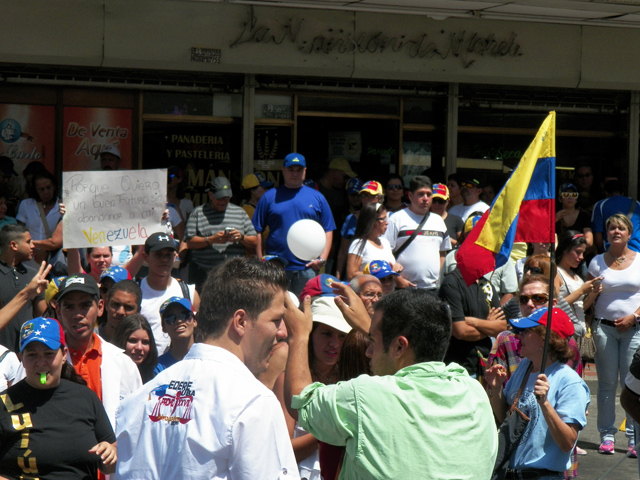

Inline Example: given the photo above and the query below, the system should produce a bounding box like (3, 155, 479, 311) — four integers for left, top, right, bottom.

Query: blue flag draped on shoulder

(456, 111, 556, 286)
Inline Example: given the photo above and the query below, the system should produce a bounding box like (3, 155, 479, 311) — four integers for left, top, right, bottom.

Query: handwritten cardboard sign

(62, 169, 167, 248)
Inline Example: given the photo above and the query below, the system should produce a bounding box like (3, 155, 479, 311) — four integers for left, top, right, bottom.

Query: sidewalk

(575, 362, 638, 480)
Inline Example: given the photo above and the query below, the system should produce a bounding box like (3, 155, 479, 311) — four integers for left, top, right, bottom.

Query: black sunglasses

(386, 184, 403, 190)
(518, 293, 549, 305)
(163, 311, 194, 325)
(432, 198, 446, 204)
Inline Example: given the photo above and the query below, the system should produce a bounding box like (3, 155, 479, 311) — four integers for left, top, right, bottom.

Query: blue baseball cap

(346, 178, 364, 195)
(283, 153, 306, 168)
(159, 296, 193, 316)
(364, 260, 399, 279)
(20, 317, 66, 352)
(100, 266, 131, 283)
(263, 255, 289, 267)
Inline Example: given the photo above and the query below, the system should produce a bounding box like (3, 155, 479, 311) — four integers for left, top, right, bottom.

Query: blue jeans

(593, 320, 640, 441)
(286, 268, 317, 298)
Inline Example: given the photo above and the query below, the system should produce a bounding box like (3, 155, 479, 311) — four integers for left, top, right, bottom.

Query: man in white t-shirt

(385, 176, 451, 290)
(447, 178, 490, 223)
(139, 232, 200, 355)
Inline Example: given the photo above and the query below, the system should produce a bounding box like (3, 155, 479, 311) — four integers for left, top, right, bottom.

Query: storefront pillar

(446, 83, 459, 178)
(629, 91, 639, 198)
(242, 73, 256, 177)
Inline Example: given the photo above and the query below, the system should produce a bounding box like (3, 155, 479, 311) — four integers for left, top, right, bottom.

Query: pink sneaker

(599, 440, 615, 454)
(628, 442, 637, 458)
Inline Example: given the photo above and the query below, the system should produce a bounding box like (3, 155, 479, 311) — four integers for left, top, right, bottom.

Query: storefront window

(142, 121, 242, 207)
(298, 95, 398, 116)
(255, 95, 293, 120)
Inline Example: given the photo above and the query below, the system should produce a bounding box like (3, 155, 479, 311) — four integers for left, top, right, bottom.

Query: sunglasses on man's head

(518, 293, 550, 305)
(163, 311, 194, 325)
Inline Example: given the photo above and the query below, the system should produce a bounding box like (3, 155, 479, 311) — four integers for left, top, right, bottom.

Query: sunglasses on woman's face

(560, 192, 579, 199)
(386, 184, 403, 190)
(518, 293, 550, 305)
(163, 311, 194, 325)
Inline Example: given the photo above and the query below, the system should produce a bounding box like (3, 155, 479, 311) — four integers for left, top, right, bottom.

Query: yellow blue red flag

(456, 111, 556, 285)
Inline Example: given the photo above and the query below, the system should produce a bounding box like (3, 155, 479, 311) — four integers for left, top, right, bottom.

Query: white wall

(1, 0, 636, 90)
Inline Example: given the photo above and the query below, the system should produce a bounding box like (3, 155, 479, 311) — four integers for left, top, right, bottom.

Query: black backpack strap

(178, 279, 191, 302)
(393, 212, 430, 258)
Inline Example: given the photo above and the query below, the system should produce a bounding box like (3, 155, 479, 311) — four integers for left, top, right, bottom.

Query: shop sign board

(0, 104, 55, 199)
(63, 107, 132, 171)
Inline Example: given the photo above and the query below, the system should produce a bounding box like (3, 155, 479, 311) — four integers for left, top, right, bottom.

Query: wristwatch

(317, 258, 326, 265)
(633, 313, 640, 322)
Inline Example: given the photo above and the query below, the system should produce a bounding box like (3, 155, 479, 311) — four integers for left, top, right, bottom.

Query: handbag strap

(628, 198, 637, 219)
(508, 361, 533, 415)
(37, 202, 53, 238)
(393, 212, 429, 258)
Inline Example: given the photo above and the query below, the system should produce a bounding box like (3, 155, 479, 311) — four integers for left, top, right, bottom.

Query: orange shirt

(68, 333, 103, 401)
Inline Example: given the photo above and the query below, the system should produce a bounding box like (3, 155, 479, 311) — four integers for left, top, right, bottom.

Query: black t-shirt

(0, 379, 115, 480)
(439, 268, 501, 375)
(444, 214, 464, 244)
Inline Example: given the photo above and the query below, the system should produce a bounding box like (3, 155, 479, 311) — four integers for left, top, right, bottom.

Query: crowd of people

(0, 150, 637, 479)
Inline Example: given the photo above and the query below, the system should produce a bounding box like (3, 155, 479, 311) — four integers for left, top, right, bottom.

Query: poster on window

(63, 107, 132, 172)
(143, 122, 241, 207)
(402, 142, 431, 186)
(0, 104, 55, 200)
(328, 132, 362, 163)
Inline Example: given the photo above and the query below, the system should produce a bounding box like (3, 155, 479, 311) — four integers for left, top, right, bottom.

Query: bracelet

(239, 233, 244, 242)
(317, 258, 326, 265)
(205, 236, 211, 246)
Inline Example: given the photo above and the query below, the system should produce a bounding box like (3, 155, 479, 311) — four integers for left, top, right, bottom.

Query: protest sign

(62, 169, 167, 249)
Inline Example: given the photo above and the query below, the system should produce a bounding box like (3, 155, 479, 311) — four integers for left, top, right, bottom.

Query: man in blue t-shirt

(253, 153, 336, 296)
(591, 179, 640, 253)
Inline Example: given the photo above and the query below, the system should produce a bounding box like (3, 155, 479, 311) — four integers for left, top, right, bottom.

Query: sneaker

(628, 442, 637, 458)
(599, 440, 615, 454)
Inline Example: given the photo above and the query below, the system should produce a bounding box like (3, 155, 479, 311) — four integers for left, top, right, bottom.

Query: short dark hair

(0, 224, 28, 251)
(197, 257, 287, 341)
(108, 280, 143, 309)
(375, 289, 451, 363)
(447, 173, 461, 183)
(603, 179, 623, 195)
(409, 175, 432, 194)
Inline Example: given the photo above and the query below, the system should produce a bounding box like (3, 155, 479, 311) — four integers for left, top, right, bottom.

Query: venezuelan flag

(456, 111, 556, 286)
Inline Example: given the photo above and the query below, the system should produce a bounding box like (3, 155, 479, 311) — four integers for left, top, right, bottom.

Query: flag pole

(540, 141, 556, 375)
(540, 250, 555, 374)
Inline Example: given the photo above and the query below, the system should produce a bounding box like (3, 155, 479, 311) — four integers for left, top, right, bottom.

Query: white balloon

(287, 219, 327, 261)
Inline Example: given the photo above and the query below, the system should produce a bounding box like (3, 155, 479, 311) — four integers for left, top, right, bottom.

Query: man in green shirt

(284, 285, 498, 480)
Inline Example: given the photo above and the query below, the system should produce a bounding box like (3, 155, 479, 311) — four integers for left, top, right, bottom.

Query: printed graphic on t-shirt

(148, 380, 195, 425)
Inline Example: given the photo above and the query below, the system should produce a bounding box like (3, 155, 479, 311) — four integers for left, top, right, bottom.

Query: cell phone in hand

(225, 227, 234, 234)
